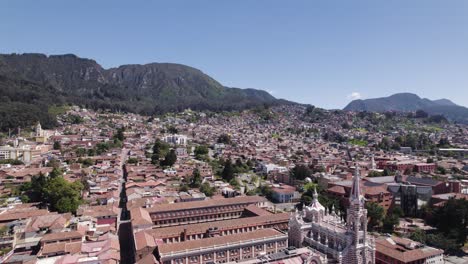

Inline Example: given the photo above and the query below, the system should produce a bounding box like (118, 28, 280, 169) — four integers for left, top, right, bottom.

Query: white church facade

(288, 165, 376, 264)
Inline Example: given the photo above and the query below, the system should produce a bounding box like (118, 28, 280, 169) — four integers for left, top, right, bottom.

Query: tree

(366, 202, 384, 231)
(75, 148, 86, 157)
(53, 141, 61, 150)
(87, 148, 96, 156)
(427, 233, 459, 252)
(368, 171, 383, 177)
(161, 149, 177, 167)
(49, 167, 63, 178)
(217, 134, 231, 144)
(127, 158, 138, 164)
(222, 159, 235, 182)
(194, 145, 209, 160)
(199, 182, 215, 197)
(382, 168, 394, 176)
(378, 137, 391, 151)
(437, 138, 451, 148)
(382, 213, 399, 233)
(95, 142, 109, 155)
(43, 177, 83, 213)
(415, 110, 429, 118)
(22, 174, 83, 214)
(305, 105, 315, 116)
(189, 168, 202, 188)
(55, 197, 75, 213)
(152, 139, 169, 165)
(409, 228, 427, 244)
(428, 198, 468, 249)
(48, 158, 61, 168)
(392, 206, 404, 218)
(257, 184, 273, 200)
(436, 166, 446, 175)
(82, 158, 94, 167)
(291, 164, 311, 181)
(167, 126, 178, 134)
(114, 127, 125, 141)
(179, 185, 189, 192)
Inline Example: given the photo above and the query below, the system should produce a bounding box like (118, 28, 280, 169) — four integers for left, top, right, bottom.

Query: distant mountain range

(0, 53, 292, 131)
(344, 93, 468, 123)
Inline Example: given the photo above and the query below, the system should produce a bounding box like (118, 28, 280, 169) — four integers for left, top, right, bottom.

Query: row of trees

(424, 198, 468, 252)
(220, 158, 254, 182)
(365, 198, 468, 253)
(365, 202, 403, 233)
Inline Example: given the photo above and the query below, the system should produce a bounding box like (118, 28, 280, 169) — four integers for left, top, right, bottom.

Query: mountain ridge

(0, 53, 289, 112)
(344, 93, 468, 123)
(0, 53, 293, 131)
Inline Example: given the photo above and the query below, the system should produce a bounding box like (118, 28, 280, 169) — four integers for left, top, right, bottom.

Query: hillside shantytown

(0, 104, 466, 264)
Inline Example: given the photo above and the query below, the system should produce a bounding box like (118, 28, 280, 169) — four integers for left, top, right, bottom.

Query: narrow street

(118, 149, 136, 264)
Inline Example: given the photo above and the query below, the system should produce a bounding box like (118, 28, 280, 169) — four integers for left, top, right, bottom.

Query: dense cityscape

(0, 104, 466, 264)
(2, 1, 468, 264)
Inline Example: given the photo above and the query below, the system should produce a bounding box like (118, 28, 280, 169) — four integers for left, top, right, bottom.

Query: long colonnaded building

(144, 196, 268, 227)
(132, 195, 292, 263)
(157, 228, 288, 264)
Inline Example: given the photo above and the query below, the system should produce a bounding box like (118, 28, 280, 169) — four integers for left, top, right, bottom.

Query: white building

(0, 145, 32, 163)
(162, 134, 188, 146)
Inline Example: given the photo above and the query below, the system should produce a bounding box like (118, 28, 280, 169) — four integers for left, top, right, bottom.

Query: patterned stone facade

(289, 165, 375, 264)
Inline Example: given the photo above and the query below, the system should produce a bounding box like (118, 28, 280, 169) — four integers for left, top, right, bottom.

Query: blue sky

(1, 0, 468, 109)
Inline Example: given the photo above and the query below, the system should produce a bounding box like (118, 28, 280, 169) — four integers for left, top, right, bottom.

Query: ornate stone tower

(288, 209, 305, 248)
(342, 164, 375, 264)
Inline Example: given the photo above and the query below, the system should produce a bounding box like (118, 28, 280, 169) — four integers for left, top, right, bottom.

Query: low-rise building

(375, 235, 444, 264)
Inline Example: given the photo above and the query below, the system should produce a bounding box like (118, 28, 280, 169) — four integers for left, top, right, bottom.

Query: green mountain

(343, 93, 468, 124)
(0, 53, 288, 131)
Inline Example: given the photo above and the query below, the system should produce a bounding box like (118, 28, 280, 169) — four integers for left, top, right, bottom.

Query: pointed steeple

(312, 186, 319, 202)
(350, 163, 362, 205)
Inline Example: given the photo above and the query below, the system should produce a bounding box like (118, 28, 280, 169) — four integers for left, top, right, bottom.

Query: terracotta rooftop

(0, 209, 51, 222)
(376, 236, 443, 263)
(243, 204, 272, 216)
(131, 207, 153, 226)
(158, 228, 285, 255)
(41, 231, 83, 243)
(146, 213, 289, 238)
(146, 196, 266, 213)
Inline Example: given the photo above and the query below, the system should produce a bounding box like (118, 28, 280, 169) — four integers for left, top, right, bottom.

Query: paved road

(117, 148, 136, 264)
(119, 221, 135, 264)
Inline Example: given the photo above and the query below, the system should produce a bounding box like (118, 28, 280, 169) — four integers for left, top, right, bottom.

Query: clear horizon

(1, 0, 468, 108)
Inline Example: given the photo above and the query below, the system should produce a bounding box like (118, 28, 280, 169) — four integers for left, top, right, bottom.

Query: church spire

(312, 186, 319, 202)
(350, 163, 362, 205)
